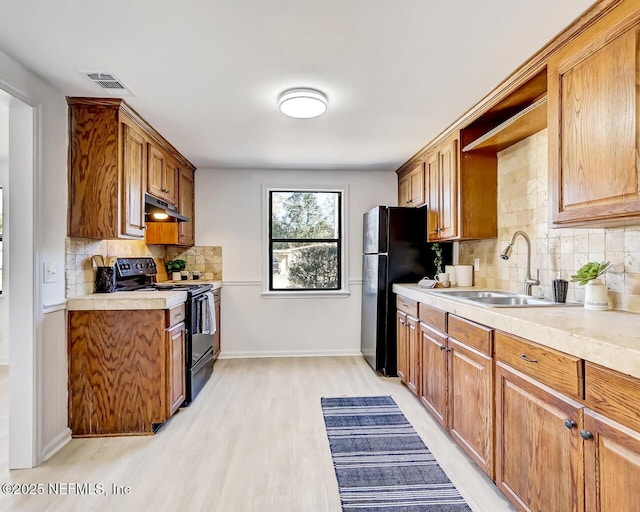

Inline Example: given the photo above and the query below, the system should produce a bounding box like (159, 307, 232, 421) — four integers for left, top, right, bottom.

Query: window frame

(263, 186, 348, 296)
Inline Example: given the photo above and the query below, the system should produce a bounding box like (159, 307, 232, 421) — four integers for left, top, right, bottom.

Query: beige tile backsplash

(460, 129, 640, 312)
(65, 238, 222, 298)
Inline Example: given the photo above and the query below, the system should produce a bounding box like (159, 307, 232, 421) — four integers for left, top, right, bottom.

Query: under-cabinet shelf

(462, 95, 547, 153)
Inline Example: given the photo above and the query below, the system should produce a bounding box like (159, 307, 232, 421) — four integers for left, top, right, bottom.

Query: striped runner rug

(321, 396, 471, 511)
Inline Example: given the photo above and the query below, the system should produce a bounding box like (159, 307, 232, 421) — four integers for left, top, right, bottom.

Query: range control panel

(115, 257, 158, 279)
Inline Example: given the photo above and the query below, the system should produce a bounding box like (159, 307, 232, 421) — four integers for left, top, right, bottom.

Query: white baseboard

(42, 428, 71, 461)
(218, 349, 363, 359)
(0, 359, 9, 366)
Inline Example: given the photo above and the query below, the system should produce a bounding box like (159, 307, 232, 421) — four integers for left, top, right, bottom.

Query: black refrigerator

(361, 205, 452, 376)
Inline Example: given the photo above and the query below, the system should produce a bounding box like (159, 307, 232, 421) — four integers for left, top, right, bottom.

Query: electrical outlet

(43, 261, 58, 283)
(473, 258, 480, 272)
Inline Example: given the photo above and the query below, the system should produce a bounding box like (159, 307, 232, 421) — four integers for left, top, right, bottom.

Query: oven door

(189, 294, 214, 367)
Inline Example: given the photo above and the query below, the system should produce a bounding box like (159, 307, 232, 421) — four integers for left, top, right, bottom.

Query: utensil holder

(552, 279, 568, 303)
(95, 266, 116, 293)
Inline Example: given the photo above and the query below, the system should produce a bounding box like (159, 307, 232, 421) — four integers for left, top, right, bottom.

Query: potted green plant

(166, 259, 186, 281)
(431, 243, 443, 275)
(570, 261, 612, 310)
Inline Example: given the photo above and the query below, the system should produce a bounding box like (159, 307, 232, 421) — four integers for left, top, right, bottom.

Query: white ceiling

(0, 0, 595, 171)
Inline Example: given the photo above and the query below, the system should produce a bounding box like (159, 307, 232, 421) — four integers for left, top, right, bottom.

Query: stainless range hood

(144, 194, 189, 222)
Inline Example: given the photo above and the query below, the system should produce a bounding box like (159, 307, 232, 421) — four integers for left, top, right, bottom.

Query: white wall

(0, 47, 69, 466)
(196, 168, 397, 357)
(0, 96, 8, 362)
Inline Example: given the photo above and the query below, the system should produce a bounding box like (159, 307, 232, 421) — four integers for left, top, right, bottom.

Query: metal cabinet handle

(564, 419, 576, 429)
(175, 312, 183, 318)
(580, 430, 593, 440)
(440, 345, 446, 351)
(519, 354, 539, 363)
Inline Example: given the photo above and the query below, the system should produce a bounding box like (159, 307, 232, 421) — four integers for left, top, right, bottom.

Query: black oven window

(269, 190, 342, 291)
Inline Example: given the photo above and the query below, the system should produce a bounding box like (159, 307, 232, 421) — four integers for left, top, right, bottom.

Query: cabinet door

(448, 337, 494, 478)
(409, 163, 425, 206)
(396, 311, 408, 383)
(426, 150, 440, 240)
(496, 362, 584, 512)
(147, 144, 166, 200)
(419, 323, 448, 428)
(584, 409, 640, 512)
(178, 167, 195, 246)
(439, 137, 458, 239)
(549, 16, 640, 226)
(121, 122, 146, 238)
(166, 322, 186, 417)
(406, 315, 420, 395)
(398, 175, 410, 207)
(164, 158, 179, 206)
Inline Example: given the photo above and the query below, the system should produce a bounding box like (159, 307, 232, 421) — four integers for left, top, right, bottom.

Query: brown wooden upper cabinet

(178, 167, 195, 246)
(67, 97, 196, 241)
(423, 131, 496, 241)
(548, 3, 640, 227)
(148, 145, 178, 206)
(398, 161, 425, 207)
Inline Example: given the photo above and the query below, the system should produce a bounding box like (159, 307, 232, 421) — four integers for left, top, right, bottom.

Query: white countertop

(393, 283, 640, 380)
(67, 280, 222, 311)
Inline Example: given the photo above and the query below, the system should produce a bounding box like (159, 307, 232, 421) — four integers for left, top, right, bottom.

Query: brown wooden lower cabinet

(396, 310, 408, 383)
(495, 362, 584, 512)
(166, 322, 185, 417)
(419, 323, 448, 428)
(396, 308, 419, 394)
(68, 305, 187, 437)
(448, 337, 494, 478)
(583, 409, 640, 512)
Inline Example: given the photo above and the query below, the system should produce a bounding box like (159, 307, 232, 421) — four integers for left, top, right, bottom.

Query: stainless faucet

(500, 230, 540, 296)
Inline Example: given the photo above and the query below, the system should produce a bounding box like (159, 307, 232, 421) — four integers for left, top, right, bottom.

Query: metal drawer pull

(564, 419, 576, 429)
(440, 345, 446, 351)
(519, 354, 539, 363)
(175, 312, 183, 317)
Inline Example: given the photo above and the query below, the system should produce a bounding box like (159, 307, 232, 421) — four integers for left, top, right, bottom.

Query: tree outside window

(269, 190, 342, 291)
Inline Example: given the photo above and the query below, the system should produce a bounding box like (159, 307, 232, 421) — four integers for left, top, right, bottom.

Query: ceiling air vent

(83, 72, 133, 95)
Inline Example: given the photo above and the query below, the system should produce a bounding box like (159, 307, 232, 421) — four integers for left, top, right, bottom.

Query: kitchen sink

(433, 289, 580, 308)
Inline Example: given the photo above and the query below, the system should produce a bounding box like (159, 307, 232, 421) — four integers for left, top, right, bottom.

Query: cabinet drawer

(396, 296, 418, 317)
(448, 315, 492, 356)
(166, 303, 186, 327)
(585, 362, 640, 432)
(419, 304, 447, 333)
(495, 331, 583, 400)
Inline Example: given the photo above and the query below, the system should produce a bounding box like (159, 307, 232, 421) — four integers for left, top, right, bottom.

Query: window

(269, 190, 342, 291)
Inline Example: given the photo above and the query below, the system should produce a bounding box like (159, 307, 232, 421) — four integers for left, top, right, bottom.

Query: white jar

(583, 278, 609, 310)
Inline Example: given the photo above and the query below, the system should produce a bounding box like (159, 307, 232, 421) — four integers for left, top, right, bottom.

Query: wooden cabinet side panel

(448, 338, 494, 478)
(584, 409, 640, 512)
(495, 363, 584, 512)
(459, 151, 498, 240)
(68, 310, 166, 436)
(68, 104, 120, 239)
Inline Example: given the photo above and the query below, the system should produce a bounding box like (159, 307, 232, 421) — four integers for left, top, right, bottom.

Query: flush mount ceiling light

(278, 88, 328, 118)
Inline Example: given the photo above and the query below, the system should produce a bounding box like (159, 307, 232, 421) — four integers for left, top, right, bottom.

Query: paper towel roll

(445, 265, 456, 286)
(455, 265, 473, 287)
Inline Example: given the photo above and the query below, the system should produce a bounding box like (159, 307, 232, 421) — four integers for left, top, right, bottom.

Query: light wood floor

(0, 358, 514, 511)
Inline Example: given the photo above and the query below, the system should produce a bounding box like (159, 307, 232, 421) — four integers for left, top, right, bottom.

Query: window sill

(261, 290, 351, 299)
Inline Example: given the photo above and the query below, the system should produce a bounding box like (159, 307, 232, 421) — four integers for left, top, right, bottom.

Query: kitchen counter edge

(393, 283, 640, 380)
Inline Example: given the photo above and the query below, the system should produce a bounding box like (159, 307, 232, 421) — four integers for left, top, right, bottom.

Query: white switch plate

(473, 258, 480, 271)
(43, 261, 58, 283)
